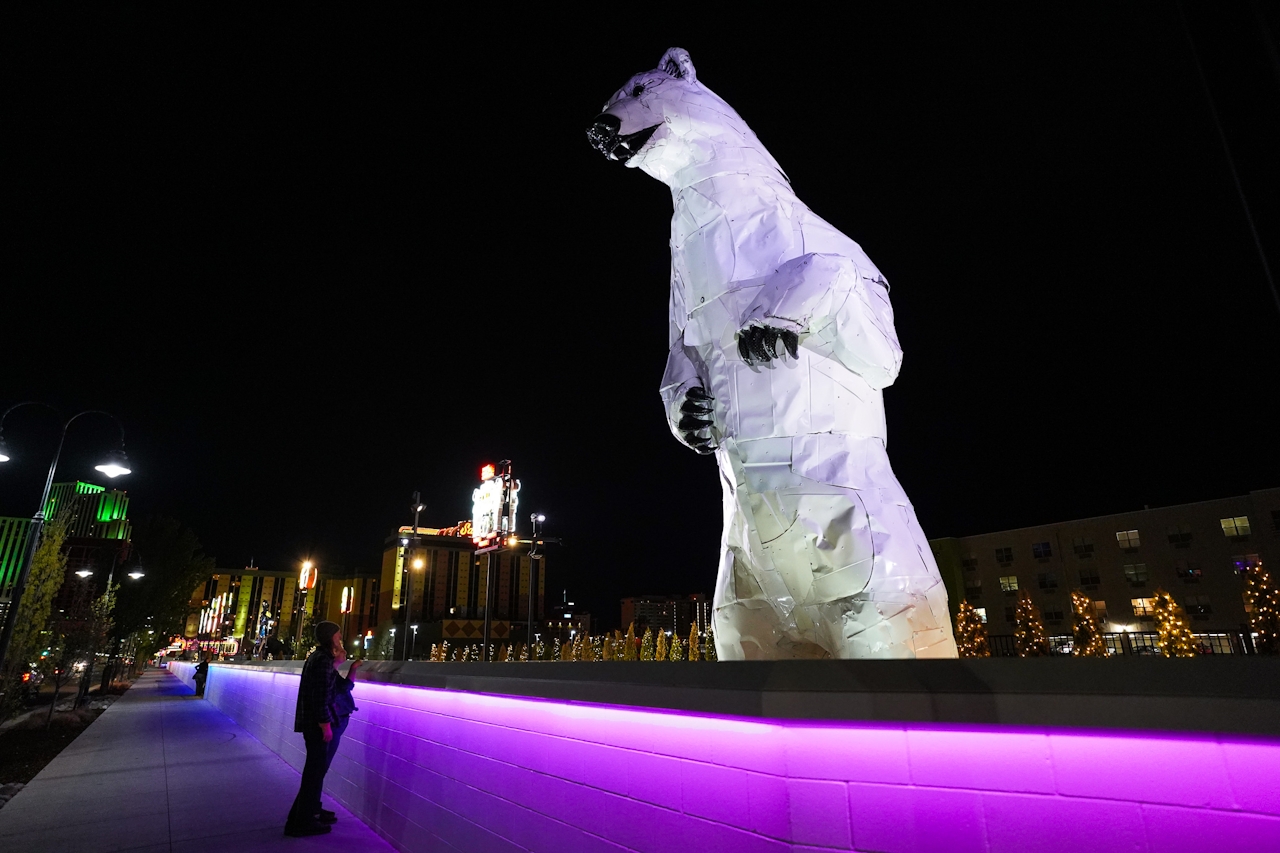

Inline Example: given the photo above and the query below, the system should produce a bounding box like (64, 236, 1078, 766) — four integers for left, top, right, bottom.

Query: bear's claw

(678, 387, 716, 454)
(737, 326, 799, 365)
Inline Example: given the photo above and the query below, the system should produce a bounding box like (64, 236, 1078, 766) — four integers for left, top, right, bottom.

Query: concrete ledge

(191, 660, 1280, 853)
(212, 657, 1280, 737)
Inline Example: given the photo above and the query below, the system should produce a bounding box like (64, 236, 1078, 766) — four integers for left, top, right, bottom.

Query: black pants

(286, 715, 348, 826)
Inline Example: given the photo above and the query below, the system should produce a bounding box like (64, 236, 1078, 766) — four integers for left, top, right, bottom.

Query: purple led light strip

(200, 664, 1280, 852)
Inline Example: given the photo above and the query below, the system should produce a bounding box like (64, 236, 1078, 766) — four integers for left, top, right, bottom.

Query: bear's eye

(630, 84, 645, 98)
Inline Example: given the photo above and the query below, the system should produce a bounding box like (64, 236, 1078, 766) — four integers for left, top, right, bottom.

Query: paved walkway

(0, 669, 397, 853)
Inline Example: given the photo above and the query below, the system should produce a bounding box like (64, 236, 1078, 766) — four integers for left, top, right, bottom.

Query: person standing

(285, 621, 361, 837)
(193, 656, 209, 697)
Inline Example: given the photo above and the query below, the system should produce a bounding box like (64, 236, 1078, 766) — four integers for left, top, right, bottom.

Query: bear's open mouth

(589, 122, 660, 163)
(611, 125, 659, 162)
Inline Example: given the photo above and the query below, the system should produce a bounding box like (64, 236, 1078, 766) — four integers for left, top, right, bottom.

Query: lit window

(1116, 530, 1141, 549)
(1220, 517, 1251, 538)
(1093, 600, 1108, 621)
(995, 547, 1013, 564)
(1032, 542, 1052, 559)
(973, 607, 988, 624)
(999, 575, 1019, 592)
(1123, 564, 1149, 584)
(1132, 598, 1155, 617)
(1231, 554, 1261, 574)
(1072, 537, 1094, 558)
(961, 557, 979, 572)
(1166, 523, 1193, 548)
(1037, 571, 1058, 590)
(1079, 568, 1101, 586)
(1175, 560, 1202, 583)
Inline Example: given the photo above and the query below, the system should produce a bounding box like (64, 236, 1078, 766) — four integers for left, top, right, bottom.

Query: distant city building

(46, 481, 131, 542)
(185, 566, 316, 656)
(621, 594, 711, 637)
(381, 524, 547, 650)
(313, 569, 381, 647)
(930, 487, 1279, 654)
(0, 517, 32, 609)
(1, 480, 132, 626)
(540, 591, 591, 645)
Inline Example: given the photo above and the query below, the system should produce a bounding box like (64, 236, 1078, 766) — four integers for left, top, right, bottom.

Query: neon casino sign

(471, 461, 519, 548)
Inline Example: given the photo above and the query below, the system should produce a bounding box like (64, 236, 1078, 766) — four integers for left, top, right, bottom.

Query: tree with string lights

(1243, 561, 1279, 655)
(1070, 590, 1108, 657)
(1014, 591, 1050, 657)
(1152, 589, 1197, 657)
(954, 601, 990, 658)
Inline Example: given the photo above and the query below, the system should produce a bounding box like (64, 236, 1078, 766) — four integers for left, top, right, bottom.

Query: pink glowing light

(201, 665, 1280, 852)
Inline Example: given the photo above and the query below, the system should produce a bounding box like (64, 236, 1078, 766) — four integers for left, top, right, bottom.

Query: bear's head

(587, 48, 785, 189)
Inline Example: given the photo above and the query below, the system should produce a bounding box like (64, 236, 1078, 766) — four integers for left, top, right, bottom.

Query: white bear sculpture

(588, 48, 958, 659)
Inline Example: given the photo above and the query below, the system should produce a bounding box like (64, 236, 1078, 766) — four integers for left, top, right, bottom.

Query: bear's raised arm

(741, 253, 903, 389)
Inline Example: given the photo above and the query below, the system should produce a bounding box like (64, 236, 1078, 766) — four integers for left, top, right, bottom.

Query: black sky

(4, 4, 1278, 630)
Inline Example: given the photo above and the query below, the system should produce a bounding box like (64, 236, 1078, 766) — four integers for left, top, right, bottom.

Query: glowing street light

(93, 448, 132, 479)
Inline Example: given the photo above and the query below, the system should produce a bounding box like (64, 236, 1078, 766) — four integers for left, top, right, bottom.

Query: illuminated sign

(397, 521, 473, 539)
(472, 461, 519, 547)
(299, 561, 317, 590)
(341, 586, 353, 614)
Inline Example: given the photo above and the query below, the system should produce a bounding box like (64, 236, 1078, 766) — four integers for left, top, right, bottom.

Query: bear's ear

(658, 47, 696, 83)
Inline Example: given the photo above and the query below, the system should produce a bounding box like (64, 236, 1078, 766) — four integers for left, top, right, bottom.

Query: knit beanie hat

(315, 621, 340, 649)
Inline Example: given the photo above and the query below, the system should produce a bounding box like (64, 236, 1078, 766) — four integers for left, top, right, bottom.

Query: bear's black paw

(679, 387, 716, 454)
(737, 326, 798, 365)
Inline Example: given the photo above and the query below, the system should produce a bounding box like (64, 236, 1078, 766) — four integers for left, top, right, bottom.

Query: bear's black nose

(587, 114, 621, 158)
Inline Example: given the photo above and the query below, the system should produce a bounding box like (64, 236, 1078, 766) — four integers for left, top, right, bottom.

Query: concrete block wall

(200, 663, 1280, 852)
(167, 660, 196, 690)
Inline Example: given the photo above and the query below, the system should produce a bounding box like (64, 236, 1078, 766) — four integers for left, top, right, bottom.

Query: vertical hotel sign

(472, 461, 519, 551)
(393, 541, 405, 609)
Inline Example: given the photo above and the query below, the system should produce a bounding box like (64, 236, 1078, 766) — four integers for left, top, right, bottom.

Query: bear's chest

(670, 179, 799, 305)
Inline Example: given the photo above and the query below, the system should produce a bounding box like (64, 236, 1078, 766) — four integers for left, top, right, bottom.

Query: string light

(1152, 588, 1197, 657)
(1071, 590, 1108, 657)
(1243, 560, 1278, 655)
(955, 600, 991, 658)
(1014, 591, 1050, 657)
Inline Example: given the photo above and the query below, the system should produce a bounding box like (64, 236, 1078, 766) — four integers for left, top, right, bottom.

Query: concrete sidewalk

(0, 668, 397, 853)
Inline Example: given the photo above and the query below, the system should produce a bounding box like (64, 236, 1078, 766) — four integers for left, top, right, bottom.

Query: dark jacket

(293, 648, 355, 732)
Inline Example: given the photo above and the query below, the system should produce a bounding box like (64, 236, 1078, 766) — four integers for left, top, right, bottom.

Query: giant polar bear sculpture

(588, 48, 958, 660)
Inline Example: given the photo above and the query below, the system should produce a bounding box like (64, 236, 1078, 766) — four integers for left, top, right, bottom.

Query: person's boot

(315, 809, 337, 824)
(284, 821, 331, 837)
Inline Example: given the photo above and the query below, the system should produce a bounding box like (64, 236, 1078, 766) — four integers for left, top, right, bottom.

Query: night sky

(5, 5, 1278, 630)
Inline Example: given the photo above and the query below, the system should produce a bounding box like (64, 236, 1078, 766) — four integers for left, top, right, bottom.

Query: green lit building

(1, 480, 132, 624)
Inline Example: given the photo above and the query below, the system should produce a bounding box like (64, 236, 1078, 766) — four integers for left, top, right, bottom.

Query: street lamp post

(0, 403, 131, 672)
(78, 545, 145, 707)
(526, 513, 546, 649)
(410, 624, 418, 659)
(402, 493, 424, 661)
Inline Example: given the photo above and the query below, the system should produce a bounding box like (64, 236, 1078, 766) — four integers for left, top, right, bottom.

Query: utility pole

(403, 493, 424, 660)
